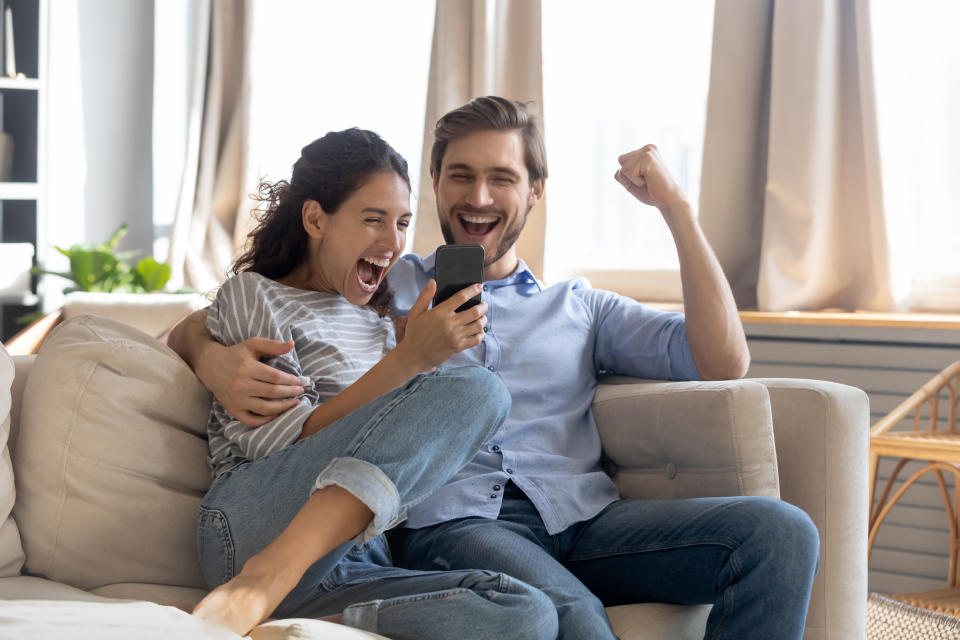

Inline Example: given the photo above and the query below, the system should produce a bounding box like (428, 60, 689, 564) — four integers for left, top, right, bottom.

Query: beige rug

(868, 593, 960, 640)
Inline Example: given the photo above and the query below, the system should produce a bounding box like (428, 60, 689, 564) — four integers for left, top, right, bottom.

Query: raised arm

(615, 145, 749, 380)
(166, 308, 305, 425)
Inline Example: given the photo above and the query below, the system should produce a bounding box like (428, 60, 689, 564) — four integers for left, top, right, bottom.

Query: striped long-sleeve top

(205, 271, 396, 479)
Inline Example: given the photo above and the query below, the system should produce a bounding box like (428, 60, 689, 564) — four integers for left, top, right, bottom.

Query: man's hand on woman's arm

(166, 309, 305, 426)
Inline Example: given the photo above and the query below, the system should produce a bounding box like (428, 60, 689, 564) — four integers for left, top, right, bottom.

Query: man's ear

(432, 171, 440, 196)
(302, 199, 327, 240)
(528, 178, 545, 207)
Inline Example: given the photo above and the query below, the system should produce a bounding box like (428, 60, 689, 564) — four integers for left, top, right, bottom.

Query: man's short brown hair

(430, 96, 548, 184)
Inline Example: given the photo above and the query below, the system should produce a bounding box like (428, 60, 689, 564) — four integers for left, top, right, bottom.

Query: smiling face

(434, 129, 544, 281)
(288, 171, 412, 305)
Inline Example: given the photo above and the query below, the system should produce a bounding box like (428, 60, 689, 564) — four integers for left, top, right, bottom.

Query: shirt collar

(421, 250, 542, 291)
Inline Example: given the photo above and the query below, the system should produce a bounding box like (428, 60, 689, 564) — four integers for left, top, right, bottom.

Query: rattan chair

(869, 360, 960, 614)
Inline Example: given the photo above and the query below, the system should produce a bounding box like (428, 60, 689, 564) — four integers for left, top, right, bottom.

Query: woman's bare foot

(192, 555, 301, 636)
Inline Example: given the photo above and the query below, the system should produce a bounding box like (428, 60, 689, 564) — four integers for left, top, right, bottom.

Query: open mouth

(458, 213, 500, 238)
(356, 256, 390, 293)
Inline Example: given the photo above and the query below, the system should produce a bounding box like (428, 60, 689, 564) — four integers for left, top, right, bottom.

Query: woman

(190, 129, 551, 638)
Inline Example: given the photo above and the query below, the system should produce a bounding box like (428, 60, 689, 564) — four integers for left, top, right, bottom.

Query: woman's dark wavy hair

(232, 128, 410, 316)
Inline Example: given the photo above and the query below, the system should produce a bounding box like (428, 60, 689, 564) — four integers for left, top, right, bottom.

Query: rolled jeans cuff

(340, 599, 382, 632)
(312, 457, 403, 542)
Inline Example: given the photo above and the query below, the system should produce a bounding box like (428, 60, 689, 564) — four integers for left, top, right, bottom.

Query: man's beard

(439, 204, 531, 268)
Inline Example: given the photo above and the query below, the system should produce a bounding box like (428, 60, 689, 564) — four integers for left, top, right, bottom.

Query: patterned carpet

(868, 593, 960, 640)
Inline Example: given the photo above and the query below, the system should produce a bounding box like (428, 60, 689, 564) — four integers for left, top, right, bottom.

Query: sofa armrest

(592, 378, 780, 501)
(750, 378, 869, 640)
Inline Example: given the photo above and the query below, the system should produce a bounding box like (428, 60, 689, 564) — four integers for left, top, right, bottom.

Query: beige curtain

(166, 0, 251, 293)
(413, 0, 547, 279)
(699, 0, 894, 311)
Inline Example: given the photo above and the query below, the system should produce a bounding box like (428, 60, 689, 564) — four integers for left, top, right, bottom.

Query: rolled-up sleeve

(585, 287, 701, 381)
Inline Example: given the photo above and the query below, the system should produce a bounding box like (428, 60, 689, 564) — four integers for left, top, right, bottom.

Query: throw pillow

(0, 343, 25, 576)
(12, 315, 213, 589)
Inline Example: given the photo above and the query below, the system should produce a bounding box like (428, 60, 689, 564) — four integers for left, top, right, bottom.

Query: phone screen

(433, 244, 485, 312)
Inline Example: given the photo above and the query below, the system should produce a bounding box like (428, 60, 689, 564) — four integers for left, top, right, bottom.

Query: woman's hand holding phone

(394, 279, 486, 372)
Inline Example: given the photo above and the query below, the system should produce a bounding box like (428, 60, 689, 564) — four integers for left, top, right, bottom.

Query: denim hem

(341, 599, 382, 632)
(312, 457, 402, 542)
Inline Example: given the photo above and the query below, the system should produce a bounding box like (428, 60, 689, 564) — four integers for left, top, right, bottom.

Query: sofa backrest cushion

(12, 315, 212, 590)
(0, 344, 25, 577)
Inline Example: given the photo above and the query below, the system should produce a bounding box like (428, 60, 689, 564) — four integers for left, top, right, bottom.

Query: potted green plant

(29, 224, 205, 337)
(35, 224, 173, 294)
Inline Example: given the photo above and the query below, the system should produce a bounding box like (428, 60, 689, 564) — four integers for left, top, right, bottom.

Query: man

(169, 97, 818, 639)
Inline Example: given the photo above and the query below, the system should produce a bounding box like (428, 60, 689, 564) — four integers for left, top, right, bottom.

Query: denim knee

(743, 497, 820, 575)
(441, 365, 511, 432)
(496, 574, 559, 640)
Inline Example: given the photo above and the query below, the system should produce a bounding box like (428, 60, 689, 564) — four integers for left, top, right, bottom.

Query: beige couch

(0, 315, 869, 639)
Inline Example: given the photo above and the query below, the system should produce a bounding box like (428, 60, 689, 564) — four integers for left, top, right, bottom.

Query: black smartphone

(433, 244, 485, 312)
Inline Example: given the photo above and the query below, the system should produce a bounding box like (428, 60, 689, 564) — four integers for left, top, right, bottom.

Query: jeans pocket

(196, 506, 236, 588)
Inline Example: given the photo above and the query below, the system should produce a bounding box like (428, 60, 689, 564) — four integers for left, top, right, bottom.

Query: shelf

(0, 182, 39, 199)
(0, 77, 40, 91)
(0, 292, 38, 306)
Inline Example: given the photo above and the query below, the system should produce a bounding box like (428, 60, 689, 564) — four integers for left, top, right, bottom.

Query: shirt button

(506, 468, 514, 474)
(483, 326, 489, 332)
(487, 365, 495, 372)
(493, 484, 502, 491)
(491, 445, 501, 452)
(489, 494, 498, 499)
(483, 284, 488, 291)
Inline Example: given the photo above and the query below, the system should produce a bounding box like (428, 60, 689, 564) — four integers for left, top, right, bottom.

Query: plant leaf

(134, 257, 172, 292)
(69, 250, 119, 291)
(104, 224, 129, 251)
(30, 267, 76, 282)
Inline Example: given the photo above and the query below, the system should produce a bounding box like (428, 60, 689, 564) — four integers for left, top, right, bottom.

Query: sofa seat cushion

(12, 315, 213, 590)
(0, 344, 24, 577)
(607, 602, 710, 640)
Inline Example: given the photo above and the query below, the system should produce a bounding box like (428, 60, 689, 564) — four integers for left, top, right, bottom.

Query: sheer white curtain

(699, 0, 893, 312)
(157, 0, 251, 293)
(412, 0, 546, 276)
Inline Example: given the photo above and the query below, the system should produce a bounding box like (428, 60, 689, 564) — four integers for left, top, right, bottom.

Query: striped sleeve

(206, 272, 316, 461)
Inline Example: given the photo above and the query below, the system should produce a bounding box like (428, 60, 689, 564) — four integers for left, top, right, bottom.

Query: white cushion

(13, 315, 212, 590)
(0, 598, 241, 640)
(0, 343, 24, 577)
(0, 577, 390, 640)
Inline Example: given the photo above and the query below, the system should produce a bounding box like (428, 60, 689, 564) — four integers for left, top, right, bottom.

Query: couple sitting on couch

(168, 96, 820, 640)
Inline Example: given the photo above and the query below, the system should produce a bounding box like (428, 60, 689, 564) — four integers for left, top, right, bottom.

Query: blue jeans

(196, 366, 557, 639)
(390, 482, 820, 640)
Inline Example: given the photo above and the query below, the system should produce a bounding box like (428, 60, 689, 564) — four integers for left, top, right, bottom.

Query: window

(871, 1, 960, 311)
(247, 0, 436, 254)
(541, 1, 715, 299)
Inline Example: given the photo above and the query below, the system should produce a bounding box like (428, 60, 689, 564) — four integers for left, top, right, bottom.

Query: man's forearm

(662, 201, 749, 380)
(166, 308, 212, 371)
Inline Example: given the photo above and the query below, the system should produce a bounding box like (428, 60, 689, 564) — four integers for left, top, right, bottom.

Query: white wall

(45, 0, 153, 277)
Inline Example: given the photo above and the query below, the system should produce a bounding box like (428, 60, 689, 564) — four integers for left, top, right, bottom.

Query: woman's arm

(299, 281, 486, 439)
(166, 308, 305, 426)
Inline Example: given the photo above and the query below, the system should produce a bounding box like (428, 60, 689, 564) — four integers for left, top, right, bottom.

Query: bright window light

(541, 0, 715, 288)
(248, 0, 436, 253)
(871, 1, 960, 309)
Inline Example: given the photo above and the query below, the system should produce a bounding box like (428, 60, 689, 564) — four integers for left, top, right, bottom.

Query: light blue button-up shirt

(387, 252, 701, 535)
